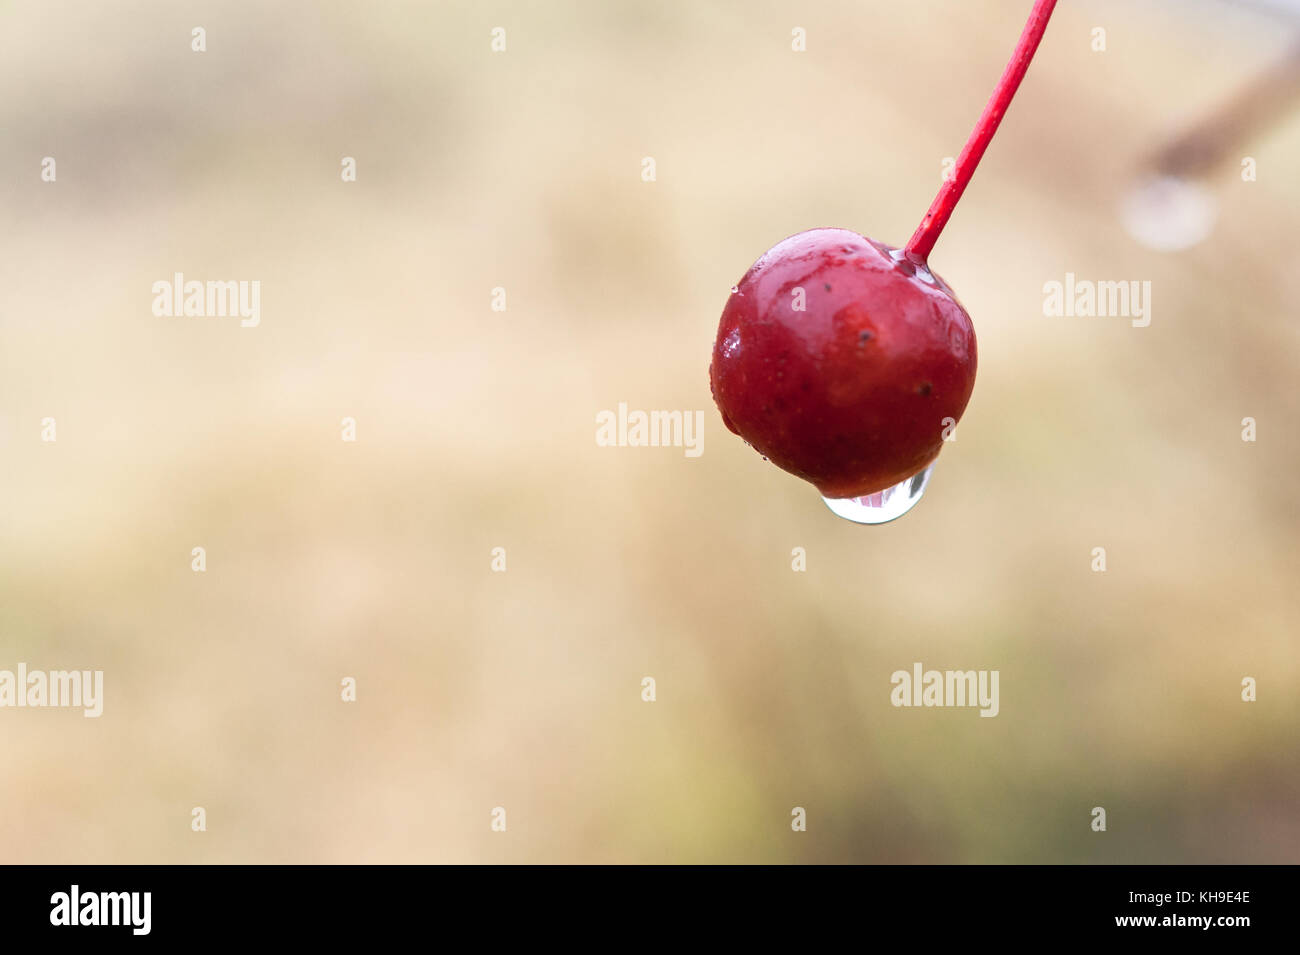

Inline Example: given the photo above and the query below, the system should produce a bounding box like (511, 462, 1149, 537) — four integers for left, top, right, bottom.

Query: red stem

(904, 0, 1058, 262)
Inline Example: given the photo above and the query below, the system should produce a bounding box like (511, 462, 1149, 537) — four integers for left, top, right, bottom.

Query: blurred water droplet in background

(1120, 175, 1217, 252)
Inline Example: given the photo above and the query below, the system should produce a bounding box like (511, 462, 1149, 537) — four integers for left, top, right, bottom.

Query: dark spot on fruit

(858, 331, 873, 347)
(823, 283, 832, 292)
(917, 382, 932, 395)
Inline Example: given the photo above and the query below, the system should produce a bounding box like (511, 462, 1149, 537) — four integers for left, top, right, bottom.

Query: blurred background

(1, 0, 1297, 863)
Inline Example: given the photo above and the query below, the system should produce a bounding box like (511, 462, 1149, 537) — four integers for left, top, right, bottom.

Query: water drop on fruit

(822, 464, 934, 524)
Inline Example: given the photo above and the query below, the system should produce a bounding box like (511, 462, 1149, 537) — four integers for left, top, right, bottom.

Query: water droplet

(822, 464, 933, 524)
(1120, 175, 1216, 252)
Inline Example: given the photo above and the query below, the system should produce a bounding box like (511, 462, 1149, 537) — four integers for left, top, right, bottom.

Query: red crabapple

(709, 0, 1058, 521)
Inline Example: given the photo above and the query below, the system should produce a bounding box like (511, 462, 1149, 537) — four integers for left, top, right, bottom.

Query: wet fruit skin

(709, 228, 977, 500)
